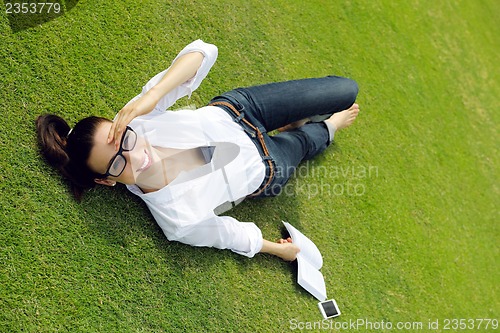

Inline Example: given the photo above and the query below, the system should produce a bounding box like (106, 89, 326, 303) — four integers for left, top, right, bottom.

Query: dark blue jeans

(209, 76, 358, 197)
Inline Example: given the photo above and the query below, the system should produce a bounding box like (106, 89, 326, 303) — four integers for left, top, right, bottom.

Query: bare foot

(277, 118, 310, 132)
(325, 103, 360, 131)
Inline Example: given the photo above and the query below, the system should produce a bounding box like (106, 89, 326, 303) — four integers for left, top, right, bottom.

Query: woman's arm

(108, 52, 204, 149)
(260, 238, 300, 261)
(156, 213, 300, 260)
(145, 52, 204, 107)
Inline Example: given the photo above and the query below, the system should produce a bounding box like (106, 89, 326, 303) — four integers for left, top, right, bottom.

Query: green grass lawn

(1, 0, 498, 332)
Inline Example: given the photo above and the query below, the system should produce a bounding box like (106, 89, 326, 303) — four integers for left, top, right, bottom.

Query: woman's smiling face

(87, 122, 153, 185)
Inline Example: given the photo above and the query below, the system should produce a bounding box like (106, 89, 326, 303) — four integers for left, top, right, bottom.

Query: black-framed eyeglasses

(100, 126, 137, 178)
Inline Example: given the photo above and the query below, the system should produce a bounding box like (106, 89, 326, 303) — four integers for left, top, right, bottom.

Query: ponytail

(36, 114, 110, 200)
(36, 114, 71, 169)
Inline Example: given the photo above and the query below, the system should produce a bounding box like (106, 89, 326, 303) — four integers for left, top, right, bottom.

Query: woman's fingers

(108, 112, 124, 150)
(107, 121, 116, 144)
(108, 107, 134, 150)
(108, 96, 157, 149)
(277, 237, 293, 244)
(107, 109, 123, 144)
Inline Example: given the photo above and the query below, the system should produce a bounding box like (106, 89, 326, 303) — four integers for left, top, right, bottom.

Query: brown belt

(209, 101, 274, 197)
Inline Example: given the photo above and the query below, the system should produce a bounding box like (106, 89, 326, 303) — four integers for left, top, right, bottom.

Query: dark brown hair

(36, 114, 110, 200)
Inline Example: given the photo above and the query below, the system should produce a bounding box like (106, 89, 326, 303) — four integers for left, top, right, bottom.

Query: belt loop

(234, 112, 245, 123)
(228, 91, 245, 112)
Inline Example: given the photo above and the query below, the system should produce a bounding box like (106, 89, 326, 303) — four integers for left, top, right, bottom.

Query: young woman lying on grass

(36, 40, 359, 261)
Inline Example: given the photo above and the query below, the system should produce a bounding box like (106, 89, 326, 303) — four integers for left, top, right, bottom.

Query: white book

(283, 221, 327, 301)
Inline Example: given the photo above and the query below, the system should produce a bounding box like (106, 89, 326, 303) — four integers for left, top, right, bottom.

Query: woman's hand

(107, 90, 160, 150)
(278, 237, 293, 244)
(260, 238, 300, 261)
(107, 51, 205, 150)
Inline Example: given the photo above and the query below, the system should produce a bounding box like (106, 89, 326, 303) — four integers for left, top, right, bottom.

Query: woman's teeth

(137, 149, 150, 172)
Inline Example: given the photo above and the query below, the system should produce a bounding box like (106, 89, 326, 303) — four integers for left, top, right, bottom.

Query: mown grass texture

(0, 0, 498, 332)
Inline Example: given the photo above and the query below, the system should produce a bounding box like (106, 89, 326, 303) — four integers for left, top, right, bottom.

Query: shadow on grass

(81, 183, 303, 261)
(78, 149, 336, 303)
(4, 0, 79, 32)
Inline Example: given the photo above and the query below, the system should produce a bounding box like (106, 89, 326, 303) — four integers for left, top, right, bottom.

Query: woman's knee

(344, 78, 359, 103)
(327, 76, 359, 107)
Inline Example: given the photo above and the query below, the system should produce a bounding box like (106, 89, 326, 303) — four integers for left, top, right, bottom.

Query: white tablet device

(318, 299, 341, 319)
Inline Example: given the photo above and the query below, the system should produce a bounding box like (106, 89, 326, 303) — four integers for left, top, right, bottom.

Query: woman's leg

(259, 104, 360, 197)
(209, 75, 359, 197)
(215, 75, 358, 132)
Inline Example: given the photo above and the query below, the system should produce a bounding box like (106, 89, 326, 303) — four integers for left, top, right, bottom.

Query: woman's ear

(94, 178, 117, 187)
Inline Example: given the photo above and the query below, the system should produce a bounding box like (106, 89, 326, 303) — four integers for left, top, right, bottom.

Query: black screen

(322, 301, 339, 317)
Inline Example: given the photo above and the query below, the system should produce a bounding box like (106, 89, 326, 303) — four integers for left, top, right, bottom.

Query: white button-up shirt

(124, 40, 266, 257)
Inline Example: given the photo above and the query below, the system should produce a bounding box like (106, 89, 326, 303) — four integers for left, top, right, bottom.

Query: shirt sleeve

(139, 39, 218, 112)
(148, 204, 263, 258)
